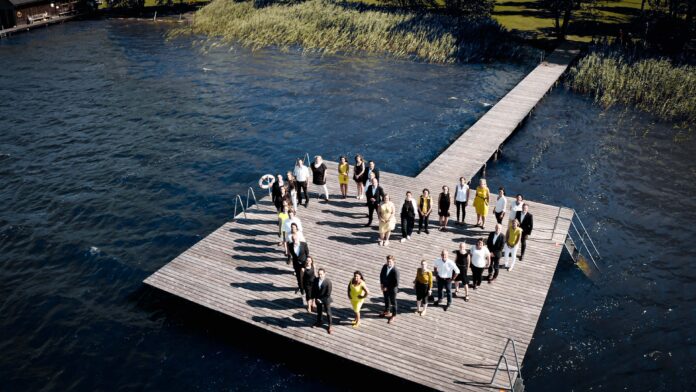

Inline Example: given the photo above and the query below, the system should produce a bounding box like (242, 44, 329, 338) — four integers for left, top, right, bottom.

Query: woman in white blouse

(494, 187, 507, 224)
(454, 177, 470, 226)
(509, 194, 524, 223)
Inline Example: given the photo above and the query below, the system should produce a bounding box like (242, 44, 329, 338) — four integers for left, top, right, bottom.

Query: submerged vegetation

(181, 0, 527, 63)
(568, 46, 696, 124)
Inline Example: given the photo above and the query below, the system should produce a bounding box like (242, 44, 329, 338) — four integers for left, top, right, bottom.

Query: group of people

(270, 155, 534, 334)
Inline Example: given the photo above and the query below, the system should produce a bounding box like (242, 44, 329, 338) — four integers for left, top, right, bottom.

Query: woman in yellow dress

(338, 156, 349, 199)
(473, 178, 490, 229)
(347, 271, 369, 329)
(378, 194, 396, 247)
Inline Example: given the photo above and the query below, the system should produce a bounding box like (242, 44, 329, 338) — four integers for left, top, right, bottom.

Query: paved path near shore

(144, 45, 578, 391)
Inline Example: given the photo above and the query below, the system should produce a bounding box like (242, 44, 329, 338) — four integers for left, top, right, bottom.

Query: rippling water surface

(0, 20, 529, 391)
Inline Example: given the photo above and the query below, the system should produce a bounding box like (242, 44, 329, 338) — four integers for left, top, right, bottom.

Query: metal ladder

(233, 187, 259, 220)
(564, 209, 601, 271)
(490, 338, 525, 391)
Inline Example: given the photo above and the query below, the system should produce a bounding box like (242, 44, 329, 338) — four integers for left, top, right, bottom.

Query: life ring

(258, 174, 275, 190)
(17, 11, 22, 17)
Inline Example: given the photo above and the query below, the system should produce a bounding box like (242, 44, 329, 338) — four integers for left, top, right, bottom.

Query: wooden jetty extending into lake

(144, 45, 579, 391)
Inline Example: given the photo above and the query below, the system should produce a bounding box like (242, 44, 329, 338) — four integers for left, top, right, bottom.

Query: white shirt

(492, 232, 501, 244)
(455, 184, 469, 202)
(470, 246, 490, 268)
(509, 201, 523, 220)
(287, 231, 306, 243)
(282, 217, 303, 236)
(494, 196, 507, 213)
(293, 165, 310, 182)
(433, 257, 460, 279)
(292, 242, 301, 256)
(519, 212, 527, 224)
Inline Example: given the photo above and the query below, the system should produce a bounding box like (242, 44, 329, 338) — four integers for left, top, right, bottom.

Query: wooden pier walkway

(144, 46, 578, 391)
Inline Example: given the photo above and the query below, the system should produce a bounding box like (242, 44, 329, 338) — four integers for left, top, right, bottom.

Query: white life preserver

(258, 174, 275, 190)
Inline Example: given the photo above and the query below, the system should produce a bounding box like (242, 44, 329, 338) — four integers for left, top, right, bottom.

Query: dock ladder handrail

(303, 152, 311, 166)
(566, 208, 601, 271)
(233, 194, 246, 220)
(490, 338, 523, 391)
(246, 186, 259, 211)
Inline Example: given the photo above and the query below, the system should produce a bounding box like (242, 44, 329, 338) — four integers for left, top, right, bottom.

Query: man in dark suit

(288, 233, 309, 295)
(365, 177, 385, 227)
(312, 268, 333, 334)
(367, 160, 380, 182)
(516, 203, 533, 261)
(379, 255, 399, 323)
(486, 223, 505, 283)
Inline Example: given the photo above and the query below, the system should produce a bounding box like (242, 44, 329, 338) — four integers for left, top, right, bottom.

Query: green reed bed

(180, 0, 523, 63)
(568, 52, 696, 124)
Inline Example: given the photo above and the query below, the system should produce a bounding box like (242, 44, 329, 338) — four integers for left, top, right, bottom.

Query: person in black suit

(400, 191, 417, 242)
(515, 203, 533, 261)
(271, 174, 285, 212)
(486, 223, 505, 283)
(367, 160, 380, 182)
(379, 255, 399, 323)
(288, 232, 309, 295)
(365, 177, 385, 227)
(312, 268, 333, 334)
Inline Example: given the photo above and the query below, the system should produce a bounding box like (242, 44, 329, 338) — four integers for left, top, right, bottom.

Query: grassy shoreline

(568, 46, 696, 125)
(178, 0, 528, 63)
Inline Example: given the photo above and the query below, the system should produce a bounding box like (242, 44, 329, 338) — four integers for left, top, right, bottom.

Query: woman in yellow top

(418, 188, 433, 234)
(277, 203, 289, 246)
(413, 259, 433, 316)
(338, 156, 350, 199)
(347, 271, 369, 329)
(378, 193, 396, 247)
(504, 219, 523, 271)
(473, 178, 490, 229)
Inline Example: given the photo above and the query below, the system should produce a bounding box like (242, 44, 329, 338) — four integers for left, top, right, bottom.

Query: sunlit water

(1, 20, 529, 391)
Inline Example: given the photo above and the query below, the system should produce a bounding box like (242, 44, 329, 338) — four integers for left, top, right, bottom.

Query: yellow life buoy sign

(258, 174, 275, 190)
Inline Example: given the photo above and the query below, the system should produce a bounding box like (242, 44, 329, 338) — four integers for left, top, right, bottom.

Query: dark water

(482, 90, 696, 391)
(0, 20, 530, 391)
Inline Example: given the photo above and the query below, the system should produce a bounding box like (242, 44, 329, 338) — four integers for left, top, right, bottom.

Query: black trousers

(455, 201, 467, 222)
(436, 277, 452, 305)
(471, 266, 484, 286)
(383, 287, 398, 315)
(521, 233, 529, 256)
(367, 203, 378, 224)
(494, 211, 505, 224)
(293, 265, 304, 292)
(297, 181, 308, 205)
(401, 216, 414, 237)
(418, 214, 430, 231)
(488, 255, 500, 279)
(316, 300, 332, 326)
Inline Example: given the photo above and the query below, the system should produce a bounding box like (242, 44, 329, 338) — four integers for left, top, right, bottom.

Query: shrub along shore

(179, 0, 527, 63)
(568, 48, 696, 125)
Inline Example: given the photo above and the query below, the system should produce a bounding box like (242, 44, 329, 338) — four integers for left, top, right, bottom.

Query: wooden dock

(144, 46, 578, 391)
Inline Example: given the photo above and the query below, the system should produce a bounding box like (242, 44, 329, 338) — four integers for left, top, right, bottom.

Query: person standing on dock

(301, 256, 316, 313)
(413, 259, 433, 316)
(347, 271, 369, 329)
(503, 219, 522, 271)
(487, 223, 505, 283)
(418, 189, 433, 234)
(473, 179, 490, 229)
(271, 174, 285, 212)
(293, 158, 310, 207)
(353, 155, 366, 200)
(367, 160, 380, 182)
(400, 191, 417, 242)
(286, 171, 298, 212)
(378, 194, 396, 246)
(338, 156, 350, 199)
(312, 268, 333, 334)
(493, 187, 507, 224)
(311, 156, 329, 201)
(453, 243, 470, 302)
(433, 249, 459, 311)
(278, 203, 289, 247)
(282, 209, 302, 258)
(380, 255, 399, 324)
(454, 177, 470, 226)
(516, 204, 534, 261)
(365, 177, 384, 227)
(509, 194, 524, 224)
(288, 231, 309, 295)
(438, 186, 451, 232)
(468, 238, 491, 289)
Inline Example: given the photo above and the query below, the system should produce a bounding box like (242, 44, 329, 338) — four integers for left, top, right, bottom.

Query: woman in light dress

(378, 193, 396, 246)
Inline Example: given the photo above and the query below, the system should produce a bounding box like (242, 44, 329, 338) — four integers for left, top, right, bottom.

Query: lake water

(1, 19, 694, 392)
